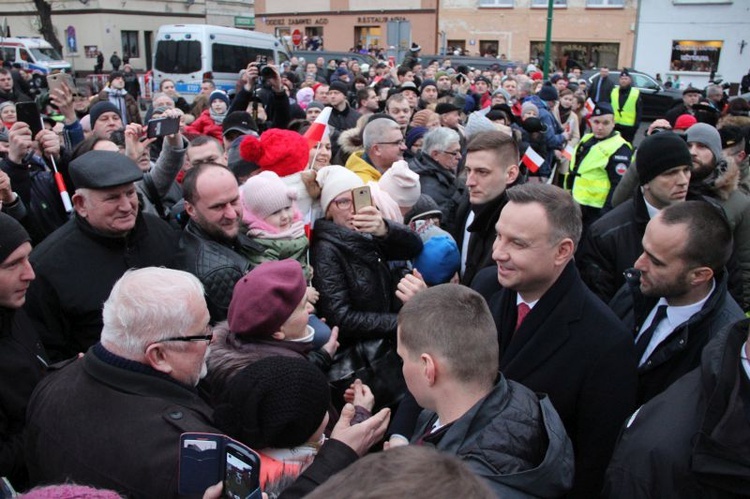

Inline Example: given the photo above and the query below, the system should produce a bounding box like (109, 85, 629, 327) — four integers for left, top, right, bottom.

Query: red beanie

(674, 114, 697, 131)
(239, 128, 310, 178)
(227, 260, 307, 337)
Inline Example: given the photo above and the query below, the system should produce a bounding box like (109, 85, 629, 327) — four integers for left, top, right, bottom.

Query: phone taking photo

(46, 73, 75, 95)
(352, 185, 372, 213)
(146, 116, 180, 138)
(223, 442, 261, 499)
(15, 101, 44, 138)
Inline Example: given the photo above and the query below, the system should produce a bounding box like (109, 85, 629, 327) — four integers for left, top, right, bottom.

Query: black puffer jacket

(311, 219, 422, 344)
(408, 151, 465, 234)
(414, 375, 574, 498)
(176, 220, 265, 322)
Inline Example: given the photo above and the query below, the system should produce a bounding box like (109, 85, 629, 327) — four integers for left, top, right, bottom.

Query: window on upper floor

(478, 0, 514, 7)
(587, 0, 624, 7)
(531, 0, 567, 7)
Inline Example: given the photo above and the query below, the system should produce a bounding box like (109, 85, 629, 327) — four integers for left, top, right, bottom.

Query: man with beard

(176, 163, 264, 321)
(25, 267, 219, 497)
(0, 68, 31, 105)
(609, 201, 743, 404)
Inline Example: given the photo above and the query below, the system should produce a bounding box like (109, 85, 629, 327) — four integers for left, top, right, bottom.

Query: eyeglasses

(332, 197, 353, 210)
(440, 150, 462, 158)
(376, 139, 406, 147)
(157, 325, 214, 345)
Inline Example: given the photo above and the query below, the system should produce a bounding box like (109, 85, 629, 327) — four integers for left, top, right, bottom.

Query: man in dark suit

(589, 65, 615, 104)
(451, 130, 520, 285)
(473, 183, 638, 498)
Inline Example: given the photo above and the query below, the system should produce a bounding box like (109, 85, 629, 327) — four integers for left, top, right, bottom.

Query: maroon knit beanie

(227, 259, 307, 337)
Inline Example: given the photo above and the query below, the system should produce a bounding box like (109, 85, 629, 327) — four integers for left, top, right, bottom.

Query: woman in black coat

(311, 165, 422, 344)
(311, 166, 422, 410)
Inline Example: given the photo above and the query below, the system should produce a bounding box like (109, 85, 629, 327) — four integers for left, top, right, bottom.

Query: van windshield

(212, 44, 273, 73)
(155, 40, 202, 74)
(30, 47, 62, 62)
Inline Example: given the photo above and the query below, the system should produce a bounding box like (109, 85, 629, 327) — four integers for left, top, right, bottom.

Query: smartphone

(46, 73, 75, 94)
(223, 442, 261, 499)
(352, 185, 372, 213)
(146, 116, 180, 138)
(15, 102, 43, 138)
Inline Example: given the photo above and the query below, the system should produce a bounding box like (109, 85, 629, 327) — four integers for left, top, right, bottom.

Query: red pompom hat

(239, 128, 310, 178)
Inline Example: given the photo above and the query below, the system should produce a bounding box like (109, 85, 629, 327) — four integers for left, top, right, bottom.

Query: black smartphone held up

(146, 116, 180, 138)
(178, 433, 261, 499)
(15, 102, 44, 138)
(352, 185, 373, 213)
(223, 442, 261, 499)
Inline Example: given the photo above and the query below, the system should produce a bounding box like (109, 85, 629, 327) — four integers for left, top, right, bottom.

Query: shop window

(480, 41, 499, 57)
(447, 40, 466, 56)
(355, 26, 382, 51)
(121, 31, 139, 59)
(670, 40, 722, 72)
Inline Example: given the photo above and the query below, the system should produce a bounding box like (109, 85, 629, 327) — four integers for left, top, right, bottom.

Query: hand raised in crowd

(123, 122, 156, 164)
(7, 122, 33, 164)
(330, 403, 390, 457)
(320, 325, 339, 358)
(396, 268, 428, 304)
(344, 379, 375, 412)
(35, 129, 60, 159)
(243, 62, 259, 91)
(160, 107, 185, 147)
(647, 118, 672, 136)
(49, 84, 76, 125)
(0, 169, 15, 205)
(352, 205, 387, 237)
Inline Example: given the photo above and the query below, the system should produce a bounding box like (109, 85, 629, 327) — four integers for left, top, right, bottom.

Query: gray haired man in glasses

(25, 266, 397, 497)
(346, 117, 407, 183)
(25, 267, 218, 497)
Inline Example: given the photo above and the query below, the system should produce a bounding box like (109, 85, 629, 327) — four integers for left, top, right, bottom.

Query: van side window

(0, 47, 15, 62)
(19, 49, 30, 61)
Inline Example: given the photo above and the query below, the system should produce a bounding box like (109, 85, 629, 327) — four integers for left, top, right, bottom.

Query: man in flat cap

(565, 102, 633, 231)
(24, 150, 178, 362)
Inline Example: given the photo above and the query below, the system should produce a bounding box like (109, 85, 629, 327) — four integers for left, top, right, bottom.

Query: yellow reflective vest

(566, 133, 631, 209)
(611, 87, 640, 127)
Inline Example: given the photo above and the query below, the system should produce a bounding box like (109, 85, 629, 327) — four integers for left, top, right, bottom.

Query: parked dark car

(583, 69, 684, 120)
(421, 55, 518, 73)
(292, 50, 379, 68)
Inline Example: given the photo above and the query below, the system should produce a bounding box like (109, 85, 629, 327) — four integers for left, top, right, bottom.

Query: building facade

(633, 0, 750, 89)
(439, 0, 636, 69)
(0, 0, 254, 72)
(253, 0, 438, 57)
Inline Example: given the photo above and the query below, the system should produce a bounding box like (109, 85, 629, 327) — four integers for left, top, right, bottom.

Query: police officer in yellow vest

(565, 102, 632, 230)
(611, 69, 642, 144)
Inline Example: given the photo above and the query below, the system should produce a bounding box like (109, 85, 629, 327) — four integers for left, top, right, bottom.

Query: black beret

(70, 151, 143, 190)
(435, 102, 462, 115)
(592, 102, 614, 117)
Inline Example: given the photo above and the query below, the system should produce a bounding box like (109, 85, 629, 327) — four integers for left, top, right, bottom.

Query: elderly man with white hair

(407, 127, 465, 232)
(25, 267, 217, 497)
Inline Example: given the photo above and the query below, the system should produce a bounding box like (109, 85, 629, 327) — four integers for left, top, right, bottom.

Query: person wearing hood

(397, 284, 574, 497)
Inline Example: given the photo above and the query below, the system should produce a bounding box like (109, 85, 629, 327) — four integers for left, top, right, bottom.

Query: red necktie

(515, 303, 531, 331)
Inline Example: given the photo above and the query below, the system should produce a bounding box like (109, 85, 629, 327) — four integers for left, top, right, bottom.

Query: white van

(0, 37, 71, 84)
(153, 25, 290, 103)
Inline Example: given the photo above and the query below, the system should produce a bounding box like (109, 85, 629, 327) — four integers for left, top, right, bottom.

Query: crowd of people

(1, 43, 750, 498)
